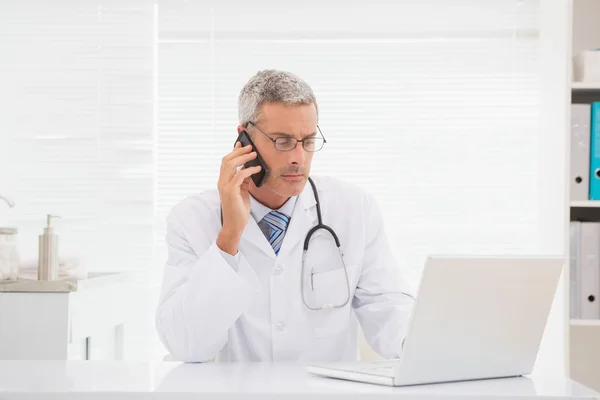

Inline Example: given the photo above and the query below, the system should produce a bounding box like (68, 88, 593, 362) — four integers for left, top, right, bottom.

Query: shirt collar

(250, 194, 298, 223)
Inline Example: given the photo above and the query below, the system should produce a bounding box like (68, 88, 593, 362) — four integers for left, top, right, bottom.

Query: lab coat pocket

(310, 267, 352, 338)
(312, 267, 350, 308)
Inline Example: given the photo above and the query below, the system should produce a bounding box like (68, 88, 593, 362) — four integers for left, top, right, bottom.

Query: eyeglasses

(246, 121, 327, 152)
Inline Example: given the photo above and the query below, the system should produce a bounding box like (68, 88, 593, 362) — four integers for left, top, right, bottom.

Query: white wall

(572, 0, 600, 55)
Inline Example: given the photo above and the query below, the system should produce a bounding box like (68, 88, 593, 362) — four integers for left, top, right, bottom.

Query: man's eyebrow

(271, 131, 317, 138)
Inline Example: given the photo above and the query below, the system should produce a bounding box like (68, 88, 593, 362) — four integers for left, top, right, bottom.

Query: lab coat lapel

(276, 179, 318, 262)
(240, 214, 277, 261)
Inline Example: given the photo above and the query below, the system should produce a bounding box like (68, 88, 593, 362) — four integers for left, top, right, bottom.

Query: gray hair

(238, 69, 318, 127)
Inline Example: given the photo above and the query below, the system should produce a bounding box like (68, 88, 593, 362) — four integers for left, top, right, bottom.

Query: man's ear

(238, 124, 254, 139)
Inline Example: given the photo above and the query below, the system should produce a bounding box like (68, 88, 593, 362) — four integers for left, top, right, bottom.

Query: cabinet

(0, 272, 132, 360)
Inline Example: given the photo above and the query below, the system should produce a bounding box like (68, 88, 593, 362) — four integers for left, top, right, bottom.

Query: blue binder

(589, 103, 600, 200)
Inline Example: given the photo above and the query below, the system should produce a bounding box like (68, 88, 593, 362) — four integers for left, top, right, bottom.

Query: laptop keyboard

(329, 360, 400, 377)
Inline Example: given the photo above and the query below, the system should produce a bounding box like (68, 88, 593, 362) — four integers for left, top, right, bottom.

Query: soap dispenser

(38, 214, 60, 281)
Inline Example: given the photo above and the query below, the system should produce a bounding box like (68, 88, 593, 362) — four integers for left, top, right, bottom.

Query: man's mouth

(281, 174, 303, 181)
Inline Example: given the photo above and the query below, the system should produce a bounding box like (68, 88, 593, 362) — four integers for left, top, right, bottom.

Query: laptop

(306, 255, 564, 387)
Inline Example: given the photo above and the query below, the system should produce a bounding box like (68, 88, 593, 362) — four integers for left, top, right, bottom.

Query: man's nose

(289, 141, 306, 165)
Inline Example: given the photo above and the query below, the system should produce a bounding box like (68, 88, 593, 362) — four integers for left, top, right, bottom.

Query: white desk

(0, 361, 598, 399)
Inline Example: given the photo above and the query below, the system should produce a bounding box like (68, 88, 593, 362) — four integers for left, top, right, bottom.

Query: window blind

(0, 1, 155, 276)
(156, 0, 541, 288)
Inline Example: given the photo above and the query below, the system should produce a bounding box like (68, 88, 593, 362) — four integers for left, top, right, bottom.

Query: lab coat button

(276, 321, 286, 331)
(273, 266, 283, 276)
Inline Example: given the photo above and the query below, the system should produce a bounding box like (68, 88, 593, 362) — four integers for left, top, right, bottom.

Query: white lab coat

(155, 175, 414, 363)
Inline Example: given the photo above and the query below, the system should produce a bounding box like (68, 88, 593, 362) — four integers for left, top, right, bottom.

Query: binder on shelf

(579, 222, 600, 319)
(571, 104, 591, 201)
(570, 221, 581, 319)
(588, 103, 600, 200)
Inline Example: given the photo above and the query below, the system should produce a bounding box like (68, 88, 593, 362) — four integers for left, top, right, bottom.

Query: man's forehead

(257, 120, 316, 135)
(259, 102, 317, 120)
(256, 103, 317, 134)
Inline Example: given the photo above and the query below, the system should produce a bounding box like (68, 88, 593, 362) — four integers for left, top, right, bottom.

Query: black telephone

(235, 130, 269, 188)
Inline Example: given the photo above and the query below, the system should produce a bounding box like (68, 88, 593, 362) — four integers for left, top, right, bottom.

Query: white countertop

(0, 361, 597, 399)
(0, 272, 129, 292)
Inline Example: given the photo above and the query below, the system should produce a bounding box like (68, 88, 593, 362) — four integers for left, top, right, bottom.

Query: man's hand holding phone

(216, 141, 262, 255)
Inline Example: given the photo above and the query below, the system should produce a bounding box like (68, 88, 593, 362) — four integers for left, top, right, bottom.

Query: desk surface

(0, 361, 598, 399)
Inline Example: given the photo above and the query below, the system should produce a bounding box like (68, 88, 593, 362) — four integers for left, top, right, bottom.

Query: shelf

(571, 319, 600, 327)
(572, 82, 600, 90)
(571, 201, 600, 208)
(571, 202, 600, 221)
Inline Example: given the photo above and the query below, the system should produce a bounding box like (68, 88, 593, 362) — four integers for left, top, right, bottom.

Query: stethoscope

(300, 177, 351, 311)
(220, 176, 351, 311)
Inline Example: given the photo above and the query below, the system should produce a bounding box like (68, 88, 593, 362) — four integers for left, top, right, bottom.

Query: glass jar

(0, 227, 20, 281)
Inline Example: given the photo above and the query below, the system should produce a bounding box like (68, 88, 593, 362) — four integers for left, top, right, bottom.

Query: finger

(222, 152, 258, 182)
(240, 179, 250, 193)
(231, 165, 262, 187)
(219, 145, 253, 186)
(222, 143, 253, 164)
(230, 152, 257, 169)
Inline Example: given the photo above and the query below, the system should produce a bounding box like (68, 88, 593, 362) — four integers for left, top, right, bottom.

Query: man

(155, 69, 414, 363)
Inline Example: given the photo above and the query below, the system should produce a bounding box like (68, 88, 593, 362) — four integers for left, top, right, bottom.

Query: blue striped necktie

(261, 210, 291, 255)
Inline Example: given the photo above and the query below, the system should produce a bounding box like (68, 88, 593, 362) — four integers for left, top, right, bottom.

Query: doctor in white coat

(156, 69, 414, 363)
